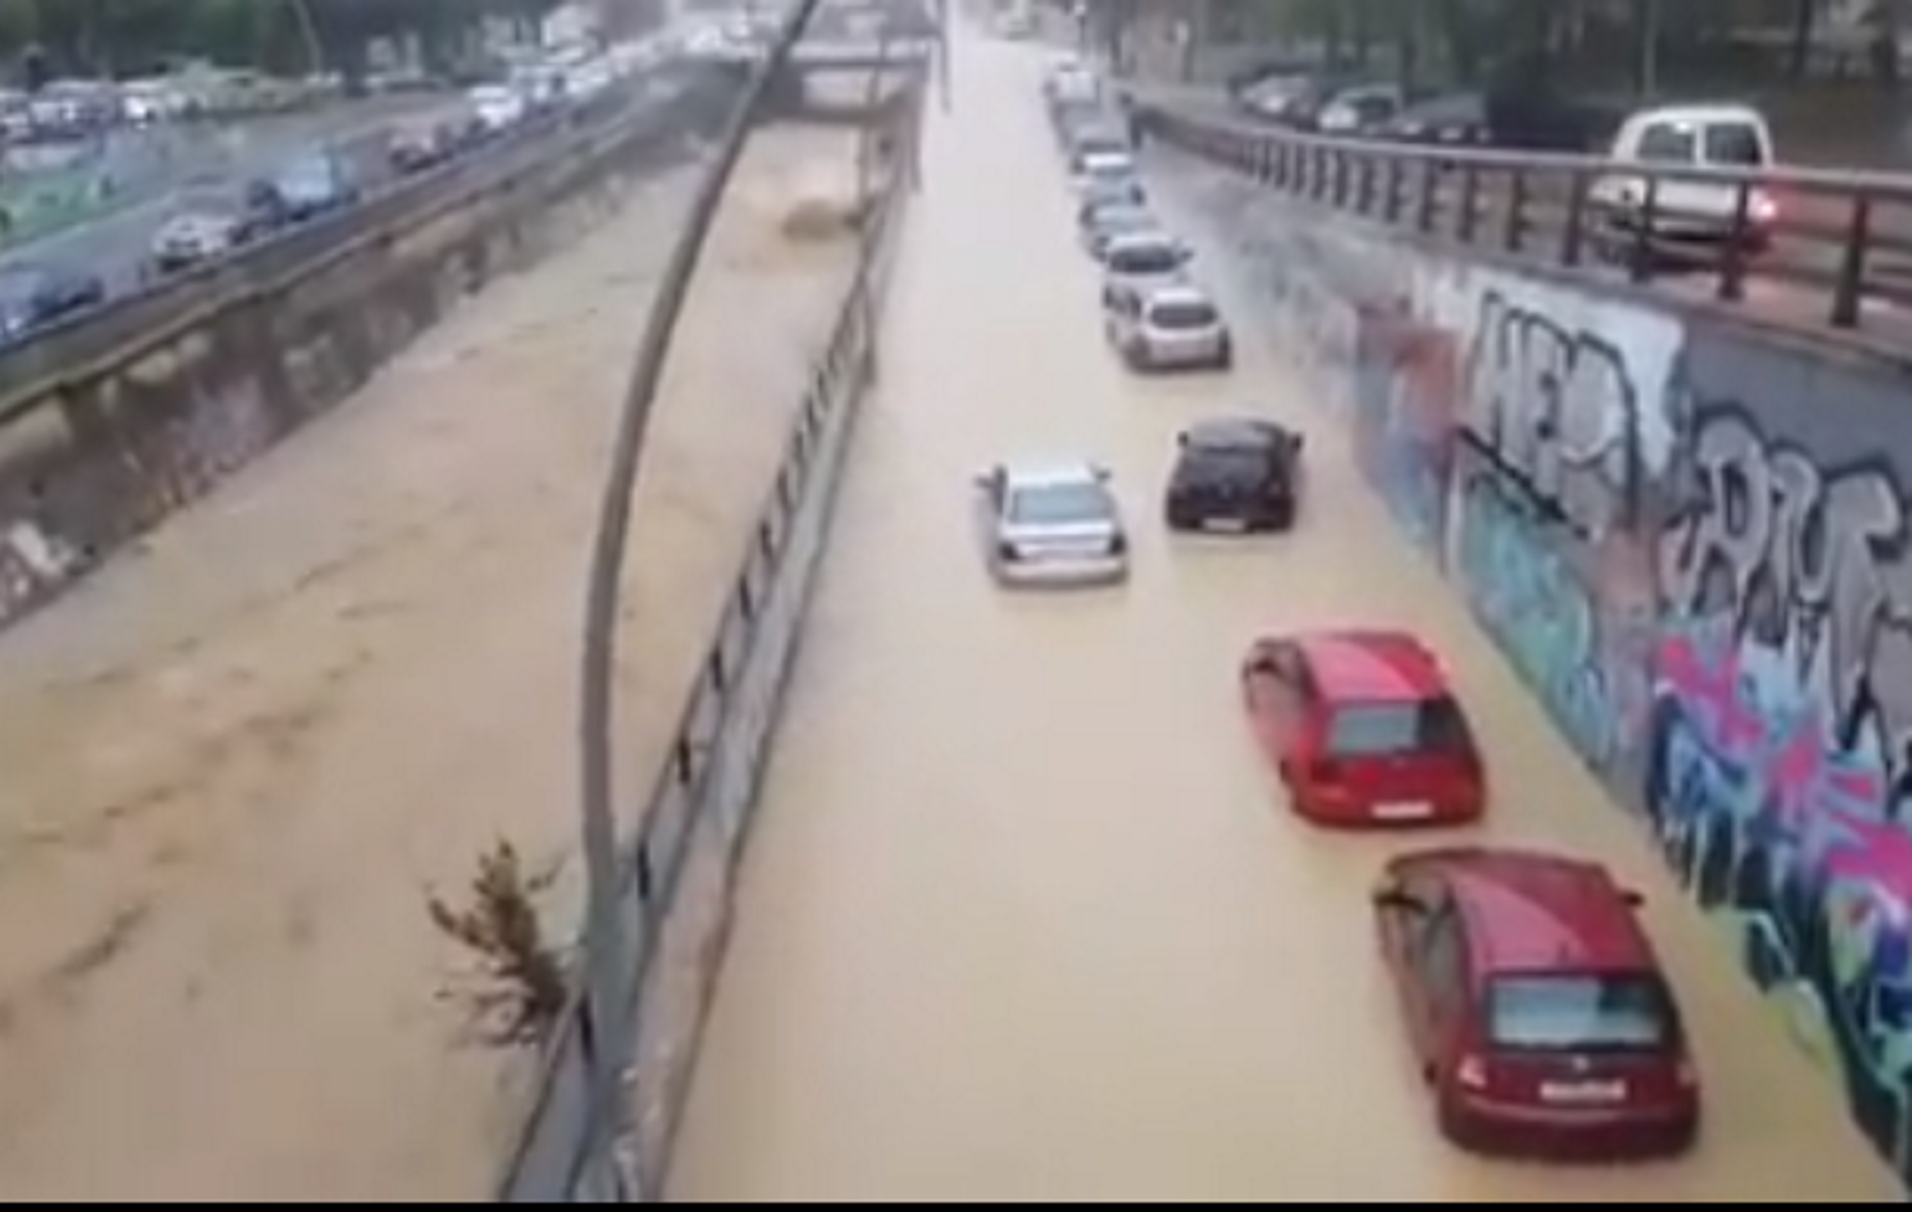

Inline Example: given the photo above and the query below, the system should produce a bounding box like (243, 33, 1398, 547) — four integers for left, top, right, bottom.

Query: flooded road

(666, 36, 1903, 1203)
(0, 127, 863, 1199)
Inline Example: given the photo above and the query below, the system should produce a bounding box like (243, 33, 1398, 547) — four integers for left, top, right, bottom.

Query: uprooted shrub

(428, 839, 568, 1046)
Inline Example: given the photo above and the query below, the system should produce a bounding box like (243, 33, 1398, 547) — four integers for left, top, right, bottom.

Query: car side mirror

(1176, 430, 1188, 448)
(1620, 888, 1645, 908)
(1093, 464, 1112, 482)
(1290, 434, 1306, 452)
(1371, 886, 1421, 912)
(972, 470, 995, 490)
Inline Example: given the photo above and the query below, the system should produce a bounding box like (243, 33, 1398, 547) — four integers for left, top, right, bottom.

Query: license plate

(1371, 801, 1433, 821)
(1206, 517, 1248, 533)
(1539, 1079, 1627, 1104)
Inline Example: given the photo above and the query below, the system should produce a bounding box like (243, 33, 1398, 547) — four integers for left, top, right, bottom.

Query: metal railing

(496, 63, 924, 1209)
(1139, 101, 1912, 331)
(0, 68, 725, 412)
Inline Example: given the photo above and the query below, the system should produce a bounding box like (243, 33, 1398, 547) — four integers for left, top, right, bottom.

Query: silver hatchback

(975, 461, 1129, 587)
(1104, 281, 1233, 371)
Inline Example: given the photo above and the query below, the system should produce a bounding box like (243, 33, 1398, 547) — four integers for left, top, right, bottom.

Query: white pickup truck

(1589, 102, 1779, 263)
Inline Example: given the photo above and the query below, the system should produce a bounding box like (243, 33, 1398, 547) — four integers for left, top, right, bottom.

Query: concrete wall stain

(1206, 169, 1912, 1186)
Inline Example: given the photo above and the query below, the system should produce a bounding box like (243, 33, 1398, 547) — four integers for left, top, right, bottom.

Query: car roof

(1141, 282, 1213, 308)
(1183, 417, 1288, 449)
(1292, 628, 1446, 703)
(1390, 846, 1656, 976)
(1000, 460, 1104, 490)
(1631, 102, 1766, 128)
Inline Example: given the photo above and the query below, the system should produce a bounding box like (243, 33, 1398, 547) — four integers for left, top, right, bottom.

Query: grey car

(1098, 230, 1191, 298)
(975, 460, 1129, 587)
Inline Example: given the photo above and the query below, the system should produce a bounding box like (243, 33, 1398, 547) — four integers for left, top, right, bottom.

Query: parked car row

(0, 70, 345, 143)
(0, 60, 647, 352)
(1028, 56, 1705, 1165)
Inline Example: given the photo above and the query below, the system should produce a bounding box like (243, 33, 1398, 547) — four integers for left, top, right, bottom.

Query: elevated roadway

(2, 97, 463, 294)
(665, 31, 1902, 1202)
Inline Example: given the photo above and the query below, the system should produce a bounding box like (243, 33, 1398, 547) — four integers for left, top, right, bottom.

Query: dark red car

(1240, 629, 1484, 828)
(1372, 846, 1701, 1160)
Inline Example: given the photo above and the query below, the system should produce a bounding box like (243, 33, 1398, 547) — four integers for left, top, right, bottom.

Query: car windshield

(1007, 480, 1110, 526)
(1487, 974, 1676, 1052)
(1185, 446, 1272, 486)
(1324, 697, 1471, 757)
(1095, 207, 1153, 233)
(1108, 243, 1180, 274)
(1149, 299, 1217, 329)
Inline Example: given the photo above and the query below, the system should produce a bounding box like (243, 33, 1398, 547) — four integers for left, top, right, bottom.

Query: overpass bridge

(658, 33, 1908, 1202)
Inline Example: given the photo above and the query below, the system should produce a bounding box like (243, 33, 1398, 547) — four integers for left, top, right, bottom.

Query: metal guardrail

(1139, 101, 1912, 331)
(0, 71, 708, 412)
(495, 77, 922, 1207)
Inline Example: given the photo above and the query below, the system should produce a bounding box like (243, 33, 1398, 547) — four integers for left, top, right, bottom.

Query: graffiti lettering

(1455, 471, 1620, 767)
(1653, 401, 1912, 1172)
(1462, 289, 1642, 538)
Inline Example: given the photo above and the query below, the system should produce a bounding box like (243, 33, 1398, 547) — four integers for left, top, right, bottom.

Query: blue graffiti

(1455, 470, 1620, 769)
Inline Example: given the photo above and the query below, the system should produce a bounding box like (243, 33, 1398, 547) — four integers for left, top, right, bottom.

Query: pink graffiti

(1658, 629, 1883, 823)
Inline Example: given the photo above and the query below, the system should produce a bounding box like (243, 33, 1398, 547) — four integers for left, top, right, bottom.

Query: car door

(1242, 641, 1306, 765)
(1406, 894, 1469, 1074)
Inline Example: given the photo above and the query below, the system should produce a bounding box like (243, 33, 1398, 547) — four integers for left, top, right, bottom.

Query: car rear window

(1702, 122, 1765, 167)
(1324, 696, 1471, 757)
(1108, 244, 1180, 275)
(1149, 300, 1217, 329)
(1487, 974, 1676, 1052)
(1007, 481, 1110, 526)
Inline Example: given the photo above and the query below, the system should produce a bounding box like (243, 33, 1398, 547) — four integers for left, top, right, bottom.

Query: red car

(1240, 629, 1484, 827)
(1372, 846, 1701, 1160)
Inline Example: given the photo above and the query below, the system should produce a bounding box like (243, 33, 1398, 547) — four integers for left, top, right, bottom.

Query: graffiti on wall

(1436, 273, 1675, 779)
(1651, 394, 1912, 1171)
(1351, 303, 1459, 556)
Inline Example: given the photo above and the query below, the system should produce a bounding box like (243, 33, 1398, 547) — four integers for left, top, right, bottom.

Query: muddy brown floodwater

(0, 125, 864, 1200)
(666, 35, 1905, 1203)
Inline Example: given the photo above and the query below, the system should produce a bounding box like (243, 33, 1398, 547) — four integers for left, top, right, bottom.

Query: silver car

(975, 461, 1129, 587)
(1098, 230, 1191, 295)
(1104, 280, 1233, 370)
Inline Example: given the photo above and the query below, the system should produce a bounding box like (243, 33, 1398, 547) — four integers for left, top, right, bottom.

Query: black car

(248, 151, 362, 227)
(1164, 418, 1305, 533)
(0, 261, 106, 345)
(1377, 89, 1603, 153)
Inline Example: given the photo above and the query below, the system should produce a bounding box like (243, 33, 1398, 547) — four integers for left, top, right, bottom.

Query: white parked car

(468, 84, 527, 133)
(1589, 102, 1779, 260)
(1104, 280, 1233, 371)
(975, 460, 1130, 587)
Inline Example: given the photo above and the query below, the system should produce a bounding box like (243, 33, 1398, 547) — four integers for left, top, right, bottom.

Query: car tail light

(1455, 1054, 1489, 1090)
(996, 541, 1021, 562)
(1309, 758, 1341, 782)
(1749, 190, 1779, 225)
(1107, 533, 1128, 556)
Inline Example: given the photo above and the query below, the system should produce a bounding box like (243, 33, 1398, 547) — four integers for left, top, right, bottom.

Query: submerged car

(1103, 280, 1232, 371)
(974, 460, 1129, 587)
(1240, 628, 1485, 828)
(1372, 846, 1701, 1159)
(1164, 418, 1303, 531)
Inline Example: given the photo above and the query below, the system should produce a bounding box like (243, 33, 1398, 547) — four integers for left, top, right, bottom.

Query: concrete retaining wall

(0, 79, 742, 633)
(1178, 154, 1912, 1187)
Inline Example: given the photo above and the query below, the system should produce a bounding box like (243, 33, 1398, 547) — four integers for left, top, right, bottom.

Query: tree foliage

(1224, 0, 1906, 90)
(0, 0, 568, 78)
